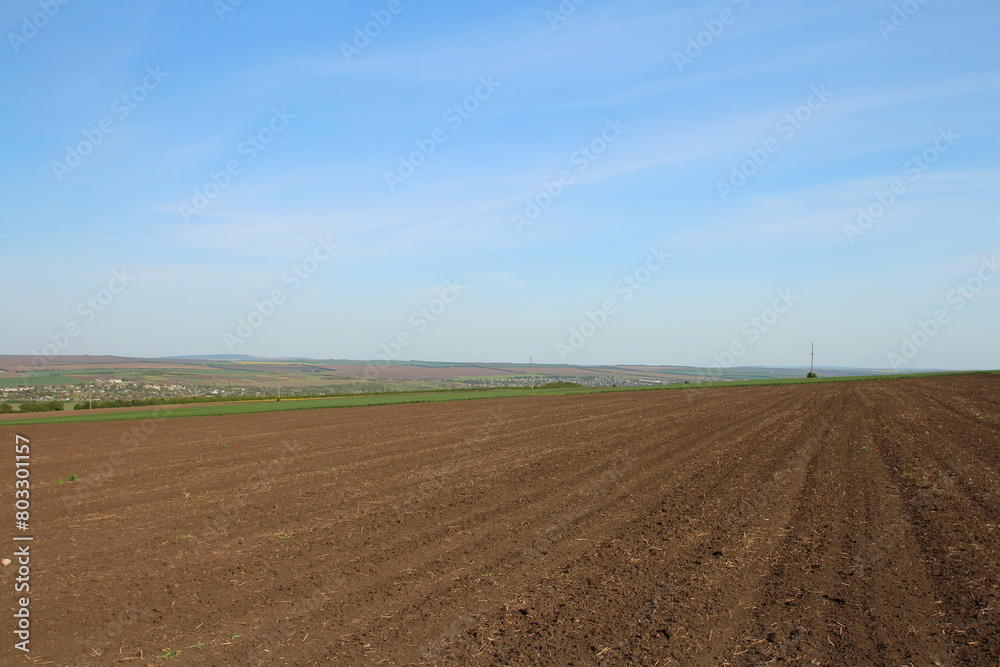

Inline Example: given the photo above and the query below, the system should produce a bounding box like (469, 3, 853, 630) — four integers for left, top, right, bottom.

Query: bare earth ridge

(1, 375, 997, 665)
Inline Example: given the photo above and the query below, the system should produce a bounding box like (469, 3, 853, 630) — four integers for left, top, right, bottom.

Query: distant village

(0, 378, 291, 407)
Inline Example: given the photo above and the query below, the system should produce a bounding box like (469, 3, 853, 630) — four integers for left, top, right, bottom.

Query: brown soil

(1, 375, 997, 665)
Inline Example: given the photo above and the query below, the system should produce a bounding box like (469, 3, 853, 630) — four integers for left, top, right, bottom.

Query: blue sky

(1, 0, 997, 369)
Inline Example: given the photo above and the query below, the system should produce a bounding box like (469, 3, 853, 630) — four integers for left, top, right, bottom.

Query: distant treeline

(72, 389, 461, 410)
(72, 395, 297, 410)
(0, 401, 65, 413)
(70, 384, 569, 411)
(2, 383, 589, 415)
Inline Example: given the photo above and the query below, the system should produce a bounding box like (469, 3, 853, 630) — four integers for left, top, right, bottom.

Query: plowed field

(2, 375, 997, 665)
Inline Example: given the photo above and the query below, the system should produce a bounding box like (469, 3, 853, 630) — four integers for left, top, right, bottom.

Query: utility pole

(530, 355, 534, 390)
(811, 342, 815, 375)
